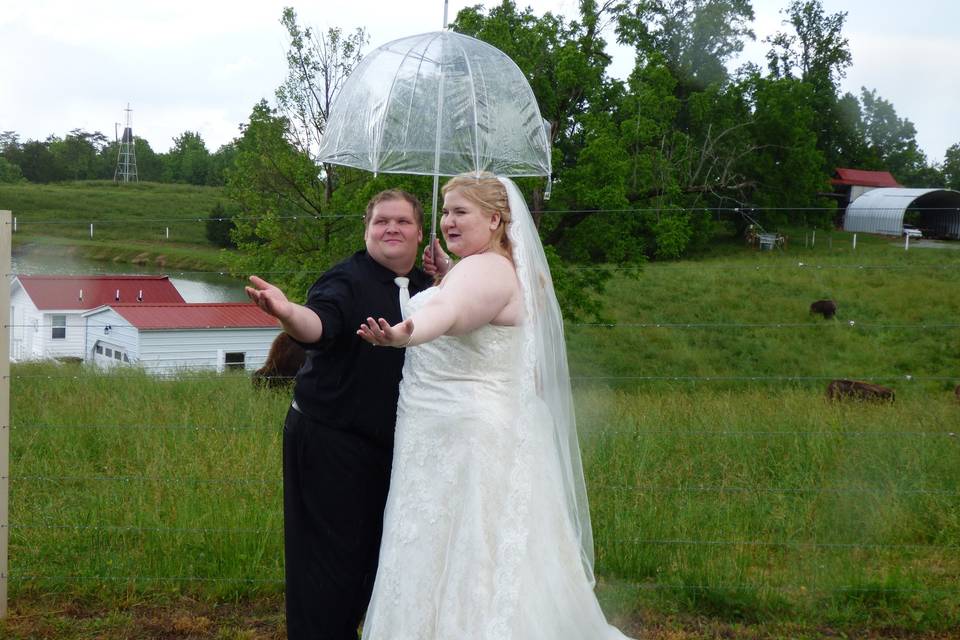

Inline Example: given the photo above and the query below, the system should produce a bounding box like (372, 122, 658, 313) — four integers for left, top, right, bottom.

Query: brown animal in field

(826, 379, 895, 403)
(809, 299, 838, 319)
(253, 332, 306, 389)
(955, 384, 960, 402)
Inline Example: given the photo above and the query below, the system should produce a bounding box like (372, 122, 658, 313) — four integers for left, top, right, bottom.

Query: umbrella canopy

(316, 30, 551, 181)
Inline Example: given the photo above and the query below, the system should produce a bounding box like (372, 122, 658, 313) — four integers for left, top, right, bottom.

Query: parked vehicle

(902, 224, 923, 239)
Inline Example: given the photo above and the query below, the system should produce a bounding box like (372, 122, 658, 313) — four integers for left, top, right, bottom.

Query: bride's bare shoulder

(457, 252, 514, 272)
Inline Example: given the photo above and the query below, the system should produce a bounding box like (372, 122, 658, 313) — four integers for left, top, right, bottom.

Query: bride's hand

(357, 317, 415, 348)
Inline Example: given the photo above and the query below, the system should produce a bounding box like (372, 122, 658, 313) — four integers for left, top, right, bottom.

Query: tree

(162, 131, 211, 185)
(208, 143, 238, 187)
(223, 101, 361, 300)
(858, 88, 929, 186)
(764, 0, 855, 171)
(943, 143, 960, 191)
(49, 129, 110, 180)
(206, 201, 238, 248)
(17, 139, 65, 183)
(617, 0, 756, 91)
(765, 0, 851, 89)
(453, 0, 616, 218)
(0, 156, 24, 183)
(735, 74, 833, 227)
(276, 7, 367, 203)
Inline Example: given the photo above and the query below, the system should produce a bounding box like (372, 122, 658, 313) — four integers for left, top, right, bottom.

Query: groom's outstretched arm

(246, 275, 324, 344)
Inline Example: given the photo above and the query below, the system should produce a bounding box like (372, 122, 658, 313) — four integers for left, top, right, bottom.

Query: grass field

(2, 180, 229, 271)
(2, 194, 960, 637)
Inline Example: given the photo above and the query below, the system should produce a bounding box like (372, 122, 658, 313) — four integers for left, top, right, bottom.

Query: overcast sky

(2, 0, 957, 164)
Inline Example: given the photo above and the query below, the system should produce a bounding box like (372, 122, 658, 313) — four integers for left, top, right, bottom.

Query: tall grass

(9, 364, 959, 628)
(579, 387, 960, 627)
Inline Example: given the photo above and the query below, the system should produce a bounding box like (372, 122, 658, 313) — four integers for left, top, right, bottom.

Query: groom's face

(365, 199, 423, 274)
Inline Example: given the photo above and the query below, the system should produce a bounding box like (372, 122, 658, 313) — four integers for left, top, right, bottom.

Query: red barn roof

(15, 275, 185, 310)
(831, 168, 902, 188)
(106, 303, 280, 330)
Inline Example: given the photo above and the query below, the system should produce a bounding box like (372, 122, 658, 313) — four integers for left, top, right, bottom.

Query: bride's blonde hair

(441, 172, 512, 258)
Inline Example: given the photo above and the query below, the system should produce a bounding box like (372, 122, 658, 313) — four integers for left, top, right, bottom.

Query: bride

(357, 173, 631, 639)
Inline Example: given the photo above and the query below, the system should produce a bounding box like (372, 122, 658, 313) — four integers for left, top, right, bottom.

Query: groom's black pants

(283, 406, 393, 640)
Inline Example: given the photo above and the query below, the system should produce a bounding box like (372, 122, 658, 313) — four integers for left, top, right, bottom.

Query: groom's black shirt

(292, 250, 431, 449)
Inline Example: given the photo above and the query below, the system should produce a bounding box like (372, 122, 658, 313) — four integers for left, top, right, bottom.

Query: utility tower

(114, 103, 138, 183)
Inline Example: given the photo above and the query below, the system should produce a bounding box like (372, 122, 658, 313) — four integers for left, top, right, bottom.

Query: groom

(246, 190, 433, 639)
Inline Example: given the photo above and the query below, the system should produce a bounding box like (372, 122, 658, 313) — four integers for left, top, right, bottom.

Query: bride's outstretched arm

(358, 253, 518, 348)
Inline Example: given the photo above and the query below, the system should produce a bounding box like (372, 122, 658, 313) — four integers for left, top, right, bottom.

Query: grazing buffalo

(826, 379, 895, 402)
(810, 299, 838, 319)
(253, 332, 306, 389)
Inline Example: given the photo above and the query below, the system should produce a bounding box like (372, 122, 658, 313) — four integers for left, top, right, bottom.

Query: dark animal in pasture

(826, 379, 895, 403)
(809, 299, 838, 319)
(955, 384, 960, 403)
(253, 332, 306, 389)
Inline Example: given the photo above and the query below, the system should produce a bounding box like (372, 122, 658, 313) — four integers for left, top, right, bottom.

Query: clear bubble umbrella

(316, 30, 552, 247)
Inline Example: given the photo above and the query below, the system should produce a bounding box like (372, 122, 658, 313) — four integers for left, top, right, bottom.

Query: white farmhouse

(83, 302, 281, 374)
(9, 275, 185, 362)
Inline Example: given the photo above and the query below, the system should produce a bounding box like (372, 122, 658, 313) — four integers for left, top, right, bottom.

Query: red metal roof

(831, 168, 902, 188)
(15, 275, 185, 310)
(107, 303, 280, 330)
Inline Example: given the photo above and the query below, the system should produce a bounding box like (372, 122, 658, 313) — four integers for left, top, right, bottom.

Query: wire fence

(4, 208, 960, 617)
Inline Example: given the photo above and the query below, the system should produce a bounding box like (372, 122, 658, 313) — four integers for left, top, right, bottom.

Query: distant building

(824, 168, 960, 239)
(828, 168, 902, 209)
(843, 188, 960, 239)
(9, 275, 184, 362)
(82, 303, 281, 374)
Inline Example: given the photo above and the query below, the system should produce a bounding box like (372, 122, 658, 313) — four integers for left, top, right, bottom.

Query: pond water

(11, 249, 248, 302)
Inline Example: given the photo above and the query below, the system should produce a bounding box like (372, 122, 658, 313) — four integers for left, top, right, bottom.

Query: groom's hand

(246, 275, 294, 321)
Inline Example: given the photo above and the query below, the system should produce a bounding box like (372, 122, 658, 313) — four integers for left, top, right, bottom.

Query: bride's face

(440, 189, 501, 258)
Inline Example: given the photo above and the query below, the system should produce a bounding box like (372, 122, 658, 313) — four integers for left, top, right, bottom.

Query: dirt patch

(2, 595, 957, 640)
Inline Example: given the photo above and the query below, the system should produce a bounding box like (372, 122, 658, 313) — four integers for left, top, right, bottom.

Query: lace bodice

(398, 287, 524, 419)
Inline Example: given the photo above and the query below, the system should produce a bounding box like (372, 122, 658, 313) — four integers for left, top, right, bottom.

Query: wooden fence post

(0, 210, 11, 619)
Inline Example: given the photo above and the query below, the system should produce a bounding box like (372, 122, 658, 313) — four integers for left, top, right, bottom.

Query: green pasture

(0, 180, 225, 245)
(6, 233, 960, 634)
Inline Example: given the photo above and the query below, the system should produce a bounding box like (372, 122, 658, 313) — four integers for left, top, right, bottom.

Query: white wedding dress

(361, 287, 630, 639)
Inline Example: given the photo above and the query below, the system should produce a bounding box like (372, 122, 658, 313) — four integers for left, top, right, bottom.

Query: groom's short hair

(364, 190, 424, 228)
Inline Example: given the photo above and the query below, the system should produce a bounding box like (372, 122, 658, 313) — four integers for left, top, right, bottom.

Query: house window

(105, 347, 113, 358)
(51, 315, 66, 340)
(224, 352, 245, 371)
(95, 345, 103, 355)
(113, 350, 122, 361)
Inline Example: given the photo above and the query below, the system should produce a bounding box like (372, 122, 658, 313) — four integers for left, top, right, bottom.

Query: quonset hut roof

(843, 188, 960, 239)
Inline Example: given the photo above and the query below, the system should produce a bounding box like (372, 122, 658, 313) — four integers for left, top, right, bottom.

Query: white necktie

(394, 276, 410, 320)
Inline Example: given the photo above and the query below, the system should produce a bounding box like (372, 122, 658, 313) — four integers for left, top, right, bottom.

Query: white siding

(84, 308, 141, 367)
(9, 285, 41, 361)
(138, 328, 279, 375)
(43, 312, 86, 359)
(9, 285, 68, 361)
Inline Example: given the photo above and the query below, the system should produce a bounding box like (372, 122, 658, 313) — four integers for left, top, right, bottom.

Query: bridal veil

(498, 176, 595, 585)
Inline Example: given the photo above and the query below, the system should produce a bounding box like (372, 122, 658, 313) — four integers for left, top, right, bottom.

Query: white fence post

(905, 235, 910, 251)
(0, 210, 11, 619)
(852, 233, 857, 250)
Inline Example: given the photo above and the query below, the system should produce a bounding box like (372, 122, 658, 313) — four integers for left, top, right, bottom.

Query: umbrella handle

(430, 174, 440, 262)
